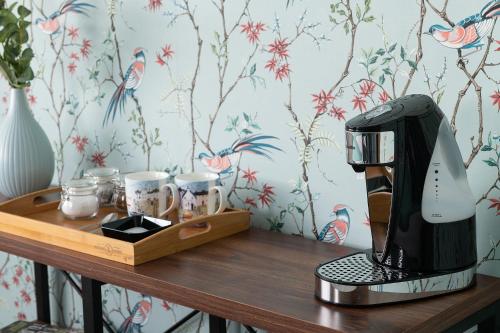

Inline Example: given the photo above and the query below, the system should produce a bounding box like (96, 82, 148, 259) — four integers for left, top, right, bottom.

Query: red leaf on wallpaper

(312, 89, 334, 114)
(488, 198, 500, 216)
(491, 90, 500, 111)
(20, 290, 31, 304)
(70, 52, 80, 61)
(359, 80, 375, 97)
(258, 184, 275, 207)
(352, 95, 367, 112)
(12, 276, 19, 286)
(242, 168, 258, 186)
(67, 26, 79, 41)
(72, 135, 89, 154)
(156, 54, 166, 66)
(268, 39, 289, 59)
(91, 152, 106, 167)
(240, 21, 266, 44)
(80, 39, 92, 59)
(15, 266, 23, 277)
(329, 106, 346, 121)
(495, 40, 500, 51)
(275, 63, 290, 81)
(265, 58, 277, 72)
(244, 197, 258, 208)
(162, 44, 174, 59)
(148, 0, 163, 11)
(17, 312, 26, 321)
(67, 62, 77, 74)
(379, 90, 390, 103)
(2, 280, 9, 290)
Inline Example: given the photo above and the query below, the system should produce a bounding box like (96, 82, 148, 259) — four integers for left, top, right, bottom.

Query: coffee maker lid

(345, 94, 437, 132)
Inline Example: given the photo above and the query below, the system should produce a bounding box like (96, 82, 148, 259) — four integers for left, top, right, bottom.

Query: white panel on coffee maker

(421, 118, 475, 223)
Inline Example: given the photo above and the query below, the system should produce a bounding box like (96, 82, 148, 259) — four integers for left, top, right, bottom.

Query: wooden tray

(0, 188, 250, 265)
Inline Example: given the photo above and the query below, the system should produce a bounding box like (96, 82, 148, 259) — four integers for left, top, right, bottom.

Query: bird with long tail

(198, 134, 281, 174)
(103, 48, 146, 126)
(426, 0, 500, 56)
(318, 204, 351, 245)
(118, 295, 152, 333)
(35, 0, 95, 35)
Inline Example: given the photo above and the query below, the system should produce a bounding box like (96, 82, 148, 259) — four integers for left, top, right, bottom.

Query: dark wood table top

(0, 228, 499, 333)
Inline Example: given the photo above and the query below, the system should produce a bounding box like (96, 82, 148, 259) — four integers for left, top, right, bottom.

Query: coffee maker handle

(159, 184, 180, 218)
(209, 186, 228, 214)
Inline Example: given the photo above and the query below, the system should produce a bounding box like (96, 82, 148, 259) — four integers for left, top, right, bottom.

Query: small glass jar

(84, 167, 119, 207)
(60, 179, 99, 220)
(112, 178, 127, 212)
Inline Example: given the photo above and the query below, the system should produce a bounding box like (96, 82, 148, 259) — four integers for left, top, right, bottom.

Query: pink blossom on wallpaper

(17, 312, 26, 321)
(244, 197, 258, 208)
(240, 21, 266, 44)
(242, 168, 257, 186)
(71, 135, 89, 153)
(67, 26, 79, 41)
(312, 90, 334, 114)
(20, 290, 31, 304)
(379, 90, 390, 103)
(495, 40, 500, 51)
(80, 39, 91, 58)
(147, 0, 162, 11)
(491, 90, 500, 111)
(14, 300, 19, 308)
(156, 55, 166, 66)
(91, 152, 106, 167)
(2, 281, 9, 290)
(275, 63, 290, 81)
(352, 95, 367, 112)
(258, 184, 275, 207)
(359, 80, 375, 97)
(329, 106, 346, 121)
(15, 266, 23, 277)
(25, 275, 31, 283)
(68, 62, 77, 74)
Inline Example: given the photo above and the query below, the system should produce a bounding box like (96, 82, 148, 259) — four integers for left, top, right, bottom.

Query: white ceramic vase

(0, 88, 54, 197)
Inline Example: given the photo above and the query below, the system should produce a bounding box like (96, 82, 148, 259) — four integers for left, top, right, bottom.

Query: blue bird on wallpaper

(198, 135, 282, 174)
(103, 48, 146, 126)
(118, 295, 152, 333)
(318, 205, 351, 245)
(426, 0, 500, 53)
(35, 0, 95, 35)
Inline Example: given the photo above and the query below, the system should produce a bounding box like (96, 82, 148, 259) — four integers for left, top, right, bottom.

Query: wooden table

(0, 228, 499, 333)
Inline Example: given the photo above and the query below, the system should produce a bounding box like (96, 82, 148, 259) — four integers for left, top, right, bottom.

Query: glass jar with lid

(112, 177, 127, 212)
(84, 167, 119, 207)
(60, 179, 99, 220)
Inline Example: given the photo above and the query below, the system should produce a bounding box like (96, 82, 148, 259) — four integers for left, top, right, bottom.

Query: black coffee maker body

(315, 95, 477, 305)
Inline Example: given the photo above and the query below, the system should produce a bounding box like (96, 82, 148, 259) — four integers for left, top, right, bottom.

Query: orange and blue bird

(426, 1, 500, 51)
(35, 0, 95, 35)
(198, 135, 281, 174)
(103, 48, 146, 125)
(318, 204, 351, 245)
(118, 295, 152, 333)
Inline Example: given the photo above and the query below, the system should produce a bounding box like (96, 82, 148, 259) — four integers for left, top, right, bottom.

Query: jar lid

(63, 179, 98, 195)
(84, 167, 119, 183)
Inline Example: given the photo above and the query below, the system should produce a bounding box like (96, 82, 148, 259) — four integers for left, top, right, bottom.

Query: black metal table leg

(34, 262, 50, 323)
(81, 276, 103, 333)
(209, 314, 226, 333)
(477, 300, 499, 333)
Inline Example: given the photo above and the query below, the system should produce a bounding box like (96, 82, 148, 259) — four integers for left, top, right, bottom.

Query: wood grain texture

(0, 188, 250, 265)
(0, 228, 498, 333)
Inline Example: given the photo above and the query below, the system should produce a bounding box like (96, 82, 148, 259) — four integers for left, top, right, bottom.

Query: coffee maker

(315, 94, 477, 305)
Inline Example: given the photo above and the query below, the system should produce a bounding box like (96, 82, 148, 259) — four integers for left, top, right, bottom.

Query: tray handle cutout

(0, 187, 61, 215)
(178, 220, 212, 240)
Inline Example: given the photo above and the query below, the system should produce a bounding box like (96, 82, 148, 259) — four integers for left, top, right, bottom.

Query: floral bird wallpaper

(0, 0, 499, 331)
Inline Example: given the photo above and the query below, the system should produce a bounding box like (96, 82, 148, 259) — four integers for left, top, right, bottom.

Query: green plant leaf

(407, 59, 417, 70)
(388, 43, 397, 53)
(400, 46, 406, 60)
(483, 158, 498, 167)
(481, 145, 493, 151)
(378, 74, 385, 85)
(17, 5, 30, 17)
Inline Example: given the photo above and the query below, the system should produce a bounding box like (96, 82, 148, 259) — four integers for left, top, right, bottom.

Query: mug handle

(159, 184, 180, 218)
(208, 186, 228, 214)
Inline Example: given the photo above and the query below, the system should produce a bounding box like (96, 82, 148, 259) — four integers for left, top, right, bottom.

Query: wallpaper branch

(0, 0, 498, 331)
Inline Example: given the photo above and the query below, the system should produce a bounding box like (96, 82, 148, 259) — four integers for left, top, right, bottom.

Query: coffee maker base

(315, 252, 476, 306)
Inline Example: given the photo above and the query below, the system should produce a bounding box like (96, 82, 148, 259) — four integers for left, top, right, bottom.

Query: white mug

(169, 172, 228, 221)
(125, 171, 179, 218)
